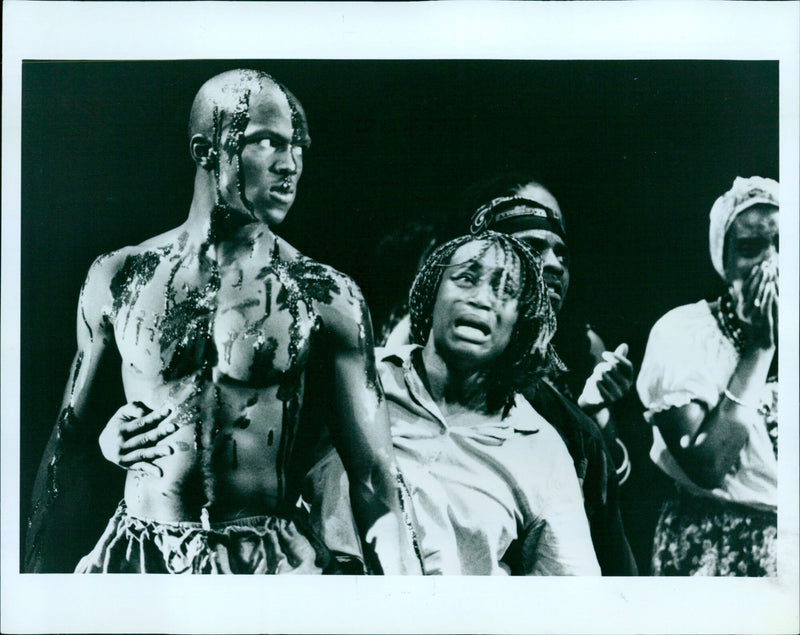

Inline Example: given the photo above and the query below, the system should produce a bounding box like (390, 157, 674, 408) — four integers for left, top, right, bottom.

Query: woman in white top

(636, 176, 778, 576)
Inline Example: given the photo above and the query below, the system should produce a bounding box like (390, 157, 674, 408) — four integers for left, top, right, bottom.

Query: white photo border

(2, 2, 798, 634)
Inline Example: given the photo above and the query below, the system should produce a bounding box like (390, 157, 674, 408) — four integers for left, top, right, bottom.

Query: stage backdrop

(20, 59, 778, 571)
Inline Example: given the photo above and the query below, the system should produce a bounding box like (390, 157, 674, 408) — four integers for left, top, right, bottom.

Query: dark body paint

(108, 232, 345, 515)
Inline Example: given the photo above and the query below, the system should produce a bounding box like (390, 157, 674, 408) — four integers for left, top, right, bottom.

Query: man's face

(511, 229, 569, 313)
(724, 205, 779, 287)
(217, 86, 305, 227)
(508, 183, 570, 313)
(429, 241, 521, 370)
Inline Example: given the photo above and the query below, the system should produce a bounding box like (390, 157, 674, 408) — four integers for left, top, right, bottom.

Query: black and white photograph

(2, 2, 798, 634)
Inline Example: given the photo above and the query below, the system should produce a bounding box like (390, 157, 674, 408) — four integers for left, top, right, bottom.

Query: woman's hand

(740, 258, 778, 350)
(98, 401, 176, 476)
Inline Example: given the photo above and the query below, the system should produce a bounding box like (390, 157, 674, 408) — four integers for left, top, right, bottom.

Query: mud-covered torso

(106, 229, 341, 522)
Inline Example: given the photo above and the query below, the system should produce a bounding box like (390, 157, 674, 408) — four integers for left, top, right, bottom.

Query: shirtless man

(25, 69, 418, 574)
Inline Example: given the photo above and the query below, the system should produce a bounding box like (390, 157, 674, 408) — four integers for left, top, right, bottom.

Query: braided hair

(408, 231, 561, 414)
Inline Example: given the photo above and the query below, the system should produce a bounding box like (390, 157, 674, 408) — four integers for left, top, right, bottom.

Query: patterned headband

(469, 196, 566, 240)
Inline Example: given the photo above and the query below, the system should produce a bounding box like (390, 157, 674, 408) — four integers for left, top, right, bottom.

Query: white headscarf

(708, 176, 779, 279)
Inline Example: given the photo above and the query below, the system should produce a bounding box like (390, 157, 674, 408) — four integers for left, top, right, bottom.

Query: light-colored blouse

(380, 344, 600, 575)
(636, 300, 777, 511)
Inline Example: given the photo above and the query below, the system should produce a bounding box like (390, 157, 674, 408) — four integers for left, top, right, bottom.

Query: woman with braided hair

(376, 231, 599, 574)
(378, 173, 637, 575)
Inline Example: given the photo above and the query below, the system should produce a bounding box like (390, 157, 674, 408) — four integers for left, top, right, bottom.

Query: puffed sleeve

(636, 301, 739, 418)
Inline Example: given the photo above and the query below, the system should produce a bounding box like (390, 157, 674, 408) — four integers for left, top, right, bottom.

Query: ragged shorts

(75, 502, 341, 574)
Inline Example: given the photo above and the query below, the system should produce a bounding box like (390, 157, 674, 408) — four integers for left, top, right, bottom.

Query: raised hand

(577, 343, 635, 415)
(740, 257, 778, 349)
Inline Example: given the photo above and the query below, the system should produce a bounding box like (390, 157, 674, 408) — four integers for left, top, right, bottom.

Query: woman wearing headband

(305, 231, 601, 574)
(377, 173, 637, 575)
(636, 176, 778, 576)
(387, 231, 599, 574)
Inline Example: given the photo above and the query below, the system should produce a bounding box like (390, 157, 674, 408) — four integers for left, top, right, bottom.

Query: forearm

(590, 406, 619, 456)
(347, 460, 420, 575)
(725, 345, 775, 406)
(330, 413, 419, 573)
(29, 406, 95, 514)
(26, 408, 106, 572)
(669, 347, 773, 487)
(27, 346, 120, 571)
(323, 282, 422, 574)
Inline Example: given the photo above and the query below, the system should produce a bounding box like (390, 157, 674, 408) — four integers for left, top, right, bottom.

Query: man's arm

(25, 255, 121, 572)
(319, 275, 421, 574)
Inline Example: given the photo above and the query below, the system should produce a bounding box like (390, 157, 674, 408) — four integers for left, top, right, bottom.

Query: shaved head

(188, 69, 310, 156)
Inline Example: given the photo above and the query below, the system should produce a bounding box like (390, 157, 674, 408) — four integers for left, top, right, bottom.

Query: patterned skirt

(652, 487, 777, 576)
(75, 502, 342, 574)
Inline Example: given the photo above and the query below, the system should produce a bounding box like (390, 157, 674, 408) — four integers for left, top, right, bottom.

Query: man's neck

(185, 177, 275, 257)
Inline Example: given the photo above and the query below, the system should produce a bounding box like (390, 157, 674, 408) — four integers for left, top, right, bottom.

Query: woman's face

(429, 241, 521, 370)
(724, 205, 779, 287)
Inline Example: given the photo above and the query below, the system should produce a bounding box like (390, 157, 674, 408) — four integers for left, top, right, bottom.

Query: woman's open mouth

(453, 316, 491, 342)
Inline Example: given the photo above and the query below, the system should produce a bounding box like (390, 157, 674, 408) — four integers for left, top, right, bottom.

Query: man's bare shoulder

(84, 227, 185, 292)
(136, 225, 188, 251)
(274, 238, 367, 330)
(88, 227, 186, 277)
(277, 238, 362, 301)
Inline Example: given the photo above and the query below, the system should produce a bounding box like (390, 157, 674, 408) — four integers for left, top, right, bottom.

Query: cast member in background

(381, 173, 637, 575)
(636, 176, 778, 576)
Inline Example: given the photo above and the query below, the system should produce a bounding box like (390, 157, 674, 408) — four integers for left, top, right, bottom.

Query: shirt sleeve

(636, 302, 737, 417)
(383, 314, 412, 349)
(515, 425, 601, 576)
(301, 446, 366, 572)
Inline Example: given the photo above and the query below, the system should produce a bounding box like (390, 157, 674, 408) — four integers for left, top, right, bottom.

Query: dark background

(20, 59, 778, 573)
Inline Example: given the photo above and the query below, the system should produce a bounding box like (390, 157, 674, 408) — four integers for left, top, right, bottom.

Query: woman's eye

(736, 240, 766, 258)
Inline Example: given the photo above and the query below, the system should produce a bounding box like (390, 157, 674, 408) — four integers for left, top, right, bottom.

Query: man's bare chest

(108, 250, 336, 384)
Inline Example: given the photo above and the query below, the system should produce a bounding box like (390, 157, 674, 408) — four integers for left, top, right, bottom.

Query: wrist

(722, 388, 758, 411)
(742, 333, 774, 353)
(612, 438, 631, 485)
(740, 319, 776, 352)
(737, 344, 775, 377)
(592, 406, 611, 429)
(577, 394, 606, 416)
(718, 386, 763, 431)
